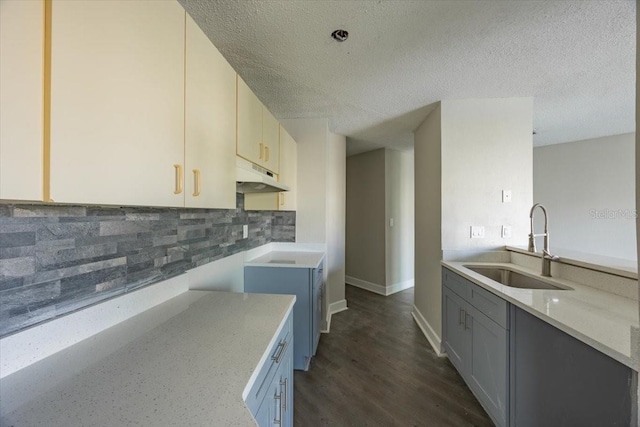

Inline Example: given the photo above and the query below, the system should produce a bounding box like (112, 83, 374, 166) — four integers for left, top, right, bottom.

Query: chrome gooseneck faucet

(528, 203, 559, 277)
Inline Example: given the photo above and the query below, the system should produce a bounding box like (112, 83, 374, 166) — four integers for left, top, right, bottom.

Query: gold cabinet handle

(265, 145, 270, 162)
(173, 164, 183, 194)
(259, 142, 264, 160)
(192, 169, 201, 197)
(279, 192, 284, 206)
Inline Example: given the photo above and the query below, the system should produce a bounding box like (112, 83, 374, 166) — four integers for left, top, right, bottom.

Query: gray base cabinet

(442, 269, 509, 427)
(246, 311, 294, 427)
(443, 267, 637, 427)
(245, 262, 324, 370)
(510, 306, 634, 427)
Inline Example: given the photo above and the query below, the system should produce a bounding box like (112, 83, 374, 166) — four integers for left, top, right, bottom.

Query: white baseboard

(346, 276, 414, 296)
(387, 279, 414, 295)
(346, 275, 386, 295)
(411, 304, 444, 357)
(321, 299, 348, 333)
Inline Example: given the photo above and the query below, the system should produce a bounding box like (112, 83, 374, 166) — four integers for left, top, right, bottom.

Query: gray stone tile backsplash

(0, 194, 295, 337)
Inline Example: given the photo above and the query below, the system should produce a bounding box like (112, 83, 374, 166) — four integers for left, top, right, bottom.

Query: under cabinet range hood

(236, 157, 289, 194)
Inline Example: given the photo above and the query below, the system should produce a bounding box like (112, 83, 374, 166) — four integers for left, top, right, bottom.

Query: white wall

(414, 98, 533, 351)
(345, 148, 414, 295)
(440, 98, 533, 254)
(414, 104, 443, 349)
(326, 132, 346, 310)
(533, 133, 637, 261)
(280, 118, 347, 324)
(635, 7, 639, 423)
(283, 118, 328, 243)
(385, 149, 415, 289)
(346, 149, 386, 285)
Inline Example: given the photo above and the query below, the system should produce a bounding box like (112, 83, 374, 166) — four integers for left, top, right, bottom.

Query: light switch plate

(243, 224, 248, 239)
(501, 225, 512, 239)
(390, 218, 394, 227)
(470, 226, 485, 238)
(502, 190, 512, 203)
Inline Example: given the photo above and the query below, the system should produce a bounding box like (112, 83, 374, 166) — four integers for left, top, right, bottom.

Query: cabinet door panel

(185, 14, 235, 209)
(262, 107, 279, 173)
(0, 0, 43, 201)
(50, 0, 185, 206)
(510, 306, 633, 427)
(237, 76, 263, 165)
(442, 286, 467, 373)
(466, 304, 508, 427)
(244, 192, 278, 211)
(245, 266, 313, 370)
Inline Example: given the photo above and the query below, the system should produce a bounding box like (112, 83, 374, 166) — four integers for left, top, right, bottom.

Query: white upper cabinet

(262, 108, 280, 174)
(185, 14, 236, 209)
(236, 75, 280, 174)
(0, 0, 44, 201)
(245, 125, 296, 211)
(49, 0, 185, 207)
(278, 125, 297, 211)
(237, 75, 264, 167)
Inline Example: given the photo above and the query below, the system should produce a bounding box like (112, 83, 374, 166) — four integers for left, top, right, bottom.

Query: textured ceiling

(180, 0, 636, 155)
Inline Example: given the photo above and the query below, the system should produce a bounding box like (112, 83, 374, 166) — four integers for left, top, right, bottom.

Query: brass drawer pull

(173, 164, 183, 194)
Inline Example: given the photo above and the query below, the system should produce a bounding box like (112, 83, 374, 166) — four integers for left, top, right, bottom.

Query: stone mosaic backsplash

(0, 194, 295, 337)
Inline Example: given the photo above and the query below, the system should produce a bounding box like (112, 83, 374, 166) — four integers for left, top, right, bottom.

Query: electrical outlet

(470, 226, 485, 239)
(501, 225, 512, 239)
(243, 224, 248, 239)
(502, 190, 512, 203)
(389, 218, 394, 227)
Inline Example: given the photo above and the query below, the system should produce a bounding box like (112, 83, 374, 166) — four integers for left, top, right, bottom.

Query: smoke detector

(331, 29, 349, 42)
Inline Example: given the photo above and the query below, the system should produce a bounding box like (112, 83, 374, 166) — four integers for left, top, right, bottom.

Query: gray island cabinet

(442, 267, 635, 427)
(245, 258, 324, 371)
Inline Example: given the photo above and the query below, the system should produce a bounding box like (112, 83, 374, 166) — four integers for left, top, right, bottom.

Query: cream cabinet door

(237, 75, 263, 166)
(262, 107, 280, 174)
(0, 0, 44, 201)
(185, 14, 236, 209)
(278, 126, 297, 211)
(49, 0, 185, 207)
(244, 125, 296, 211)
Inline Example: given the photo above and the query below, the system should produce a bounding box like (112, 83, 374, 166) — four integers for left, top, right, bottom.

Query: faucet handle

(542, 249, 559, 260)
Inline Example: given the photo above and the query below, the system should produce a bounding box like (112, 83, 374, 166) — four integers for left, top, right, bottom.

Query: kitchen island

(0, 291, 295, 426)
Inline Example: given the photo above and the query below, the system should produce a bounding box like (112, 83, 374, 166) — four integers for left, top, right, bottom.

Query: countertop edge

(245, 251, 326, 269)
(241, 297, 296, 401)
(441, 261, 638, 372)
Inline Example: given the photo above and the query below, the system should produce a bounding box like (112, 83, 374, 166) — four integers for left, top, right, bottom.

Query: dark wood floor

(294, 285, 493, 426)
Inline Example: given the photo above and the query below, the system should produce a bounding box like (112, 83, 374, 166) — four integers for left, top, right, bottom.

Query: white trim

(321, 299, 348, 333)
(411, 304, 444, 357)
(387, 278, 415, 295)
(346, 276, 414, 296)
(345, 275, 386, 295)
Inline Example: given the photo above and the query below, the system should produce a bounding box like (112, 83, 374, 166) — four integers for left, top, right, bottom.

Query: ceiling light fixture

(331, 29, 349, 42)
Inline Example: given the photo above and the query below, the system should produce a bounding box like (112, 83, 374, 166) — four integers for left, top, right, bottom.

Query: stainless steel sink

(464, 266, 572, 290)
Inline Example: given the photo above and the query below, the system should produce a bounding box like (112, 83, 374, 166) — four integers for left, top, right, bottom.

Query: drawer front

(442, 268, 468, 299)
(246, 311, 293, 415)
(468, 281, 508, 329)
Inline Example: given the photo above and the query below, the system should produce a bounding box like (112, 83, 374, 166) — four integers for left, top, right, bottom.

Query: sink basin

(464, 266, 572, 291)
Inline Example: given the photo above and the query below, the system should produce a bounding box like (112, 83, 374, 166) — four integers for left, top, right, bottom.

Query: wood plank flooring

(294, 285, 493, 426)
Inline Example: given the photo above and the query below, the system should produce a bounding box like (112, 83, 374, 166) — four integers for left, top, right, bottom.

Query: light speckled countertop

(246, 250, 325, 269)
(442, 261, 639, 371)
(0, 291, 295, 426)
